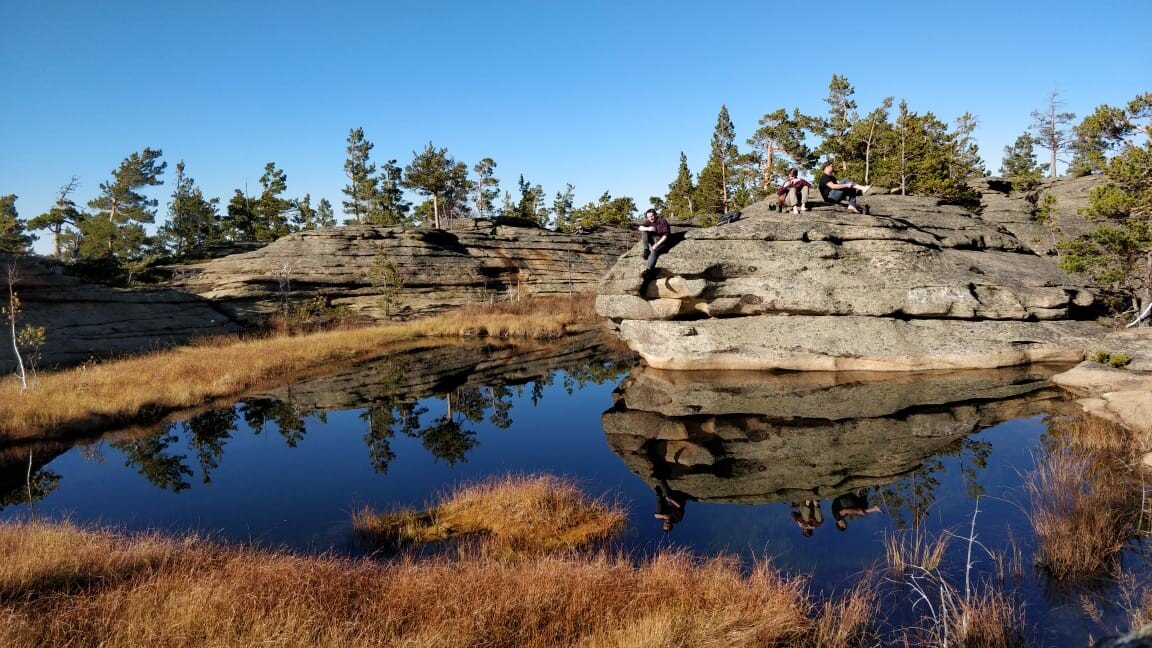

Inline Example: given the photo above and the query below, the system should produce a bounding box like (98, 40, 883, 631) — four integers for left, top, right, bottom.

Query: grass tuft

(353, 474, 627, 556)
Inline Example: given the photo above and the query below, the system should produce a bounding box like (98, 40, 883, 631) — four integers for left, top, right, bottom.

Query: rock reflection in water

(603, 364, 1079, 530)
(46, 330, 635, 493)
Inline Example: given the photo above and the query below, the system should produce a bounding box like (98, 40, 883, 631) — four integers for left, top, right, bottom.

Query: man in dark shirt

(818, 161, 871, 214)
(638, 208, 671, 275)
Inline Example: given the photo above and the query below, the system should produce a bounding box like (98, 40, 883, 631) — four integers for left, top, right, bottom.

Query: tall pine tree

(0, 195, 33, 254)
(28, 177, 82, 258)
(342, 127, 379, 224)
(160, 161, 220, 259)
(85, 148, 166, 260)
(693, 105, 739, 216)
(665, 152, 695, 219)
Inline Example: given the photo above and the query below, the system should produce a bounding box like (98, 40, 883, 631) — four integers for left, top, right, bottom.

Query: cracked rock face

(596, 195, 1106, 371)
(169, 222, 633, 322)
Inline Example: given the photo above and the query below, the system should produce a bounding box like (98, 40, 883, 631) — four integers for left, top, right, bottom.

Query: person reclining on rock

(776, 168, 812, 215)
(818, 161, 871, 214)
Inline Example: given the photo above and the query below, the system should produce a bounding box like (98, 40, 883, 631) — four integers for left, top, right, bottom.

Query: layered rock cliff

(0, 253, 241, 371)
(597, 194, 1107, 371)
(170, 222, 633, 322)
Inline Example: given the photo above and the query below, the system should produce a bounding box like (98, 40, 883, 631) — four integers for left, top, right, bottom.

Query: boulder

(597, 193, 1106, 371)
(169, 222, 634, 322)
(1052, 328, 1152, 434)
(1, 254, 241, 371)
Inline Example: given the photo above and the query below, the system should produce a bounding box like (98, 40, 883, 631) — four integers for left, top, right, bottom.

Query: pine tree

(748, 109, 812, 190)
(223, 189, 257, 240)
(665, 152, 695, 219)
(1000, 133, 1044, 187)
(160, 161, 220, 259)
(1069, 103, 1129, 176)
(342, 127, 379, 224)
(316, 198, 336, 227)
(1029, 90, 1077, 179)
(693, 105, 739, 216)
(402, 142, 458, 229)
(28, 177, 82, 258)
(1060, 92, 1152, 324)
(472, 158, 499, 220)
(948, 112, 984, 181)
(856, 98, 894, 184)
(86, 148, 166, 259)
(553, 184, 575, 231)
(253, 162, 293, 240)
(0, 195, 33, 254)
(817, 74, 858, 164)
(370, 160, 409, 226)
(293, 194, 319, 231)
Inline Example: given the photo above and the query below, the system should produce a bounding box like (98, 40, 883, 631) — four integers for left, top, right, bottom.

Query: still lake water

(2, 331, 1148, 645)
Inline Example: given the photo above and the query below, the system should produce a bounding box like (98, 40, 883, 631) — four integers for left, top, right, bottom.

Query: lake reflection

(4, 344, 1147, 645)
(603, 364, 1078, 531)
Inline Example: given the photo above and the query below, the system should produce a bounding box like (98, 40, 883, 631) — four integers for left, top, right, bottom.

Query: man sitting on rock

(818, 161, 871, 214)
(638, 208, 671, 278)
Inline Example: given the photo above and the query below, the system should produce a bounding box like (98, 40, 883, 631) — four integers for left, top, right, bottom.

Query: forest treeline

(0, 77, 1149, 308)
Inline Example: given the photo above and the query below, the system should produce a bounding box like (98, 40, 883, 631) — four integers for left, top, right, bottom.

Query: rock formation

(0, 253, 241, 372)
(597, 194, 1107, 371)
(971, 174, 1102, 256)
(1052, 328, 1152, 437)
(169, 222, 634, 322)
(603, 364, 1075, 504)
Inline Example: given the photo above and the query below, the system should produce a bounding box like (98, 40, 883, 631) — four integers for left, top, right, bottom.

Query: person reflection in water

(832, 489, 882, 531)
(654, 479, 689, 533)
(790, 500, 824, 537)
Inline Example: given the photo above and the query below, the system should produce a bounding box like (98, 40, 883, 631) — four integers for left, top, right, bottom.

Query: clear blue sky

(2, 0, 1149, 253)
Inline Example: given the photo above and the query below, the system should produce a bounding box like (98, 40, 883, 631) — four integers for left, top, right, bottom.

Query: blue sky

(2, 0, 1149, 253)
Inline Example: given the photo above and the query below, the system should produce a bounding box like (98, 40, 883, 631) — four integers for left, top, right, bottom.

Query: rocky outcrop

(972, 174, 1102, 256)
(1052, 328, 1152, 437)
(1, 254, 241, 371)
(597, 194, 1106, 371)
(603, 364, 1074, 504)
(169, 222, 634, 322)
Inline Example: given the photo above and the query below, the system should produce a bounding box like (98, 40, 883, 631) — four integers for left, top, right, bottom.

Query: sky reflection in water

(2, 342, 1148, 645)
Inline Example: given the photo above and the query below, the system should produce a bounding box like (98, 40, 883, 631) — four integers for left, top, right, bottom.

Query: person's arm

(650, 233, 668, 250)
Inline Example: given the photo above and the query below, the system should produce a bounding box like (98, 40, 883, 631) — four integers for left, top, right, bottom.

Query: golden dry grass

(0, 294, 598, 442)
(0, 519, 864, 648)
(1025, 414, 1146, 580)
(353, 474, 627, 556)
(883, 529, 951, 576)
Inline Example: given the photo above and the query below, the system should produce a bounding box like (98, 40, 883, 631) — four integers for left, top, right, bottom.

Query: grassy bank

(0, 519, 875, 648)
(0, 295, 600, 443)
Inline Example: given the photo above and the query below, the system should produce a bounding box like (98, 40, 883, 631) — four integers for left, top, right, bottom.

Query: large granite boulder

(169, 222, 633, 322)
(1, 253, 241, 371)
(597, 194, 1107, 371)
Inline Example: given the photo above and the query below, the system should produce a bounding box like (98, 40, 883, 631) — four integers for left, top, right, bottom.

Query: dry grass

(1026, 450, 1133, 578)
(884, 529, 951, 576)
(353, 474, 627, 556)
(1027, 414, 1145, 579)
(0, 295, 598, 442)
(0, 518, 874, 648)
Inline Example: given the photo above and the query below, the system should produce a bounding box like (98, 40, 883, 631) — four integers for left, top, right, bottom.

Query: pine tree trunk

(433, 194, 441, 229)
